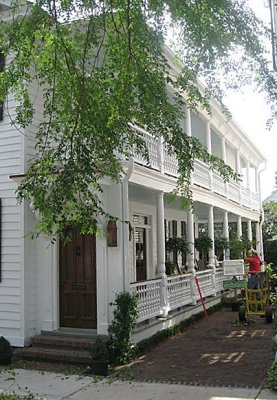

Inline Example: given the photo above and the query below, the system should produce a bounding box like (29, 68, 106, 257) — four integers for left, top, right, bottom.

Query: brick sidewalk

(129, 308, 275, 388)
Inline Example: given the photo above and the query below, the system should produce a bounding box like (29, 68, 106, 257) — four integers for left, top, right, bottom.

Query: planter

(231, 301, 243, 312)
(0, 355, 12, 365)
(90, 360, 109, 376)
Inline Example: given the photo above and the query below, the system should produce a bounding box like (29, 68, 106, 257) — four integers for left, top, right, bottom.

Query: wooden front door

(60, 227, 97, 329)
(135, 227, 147, 281)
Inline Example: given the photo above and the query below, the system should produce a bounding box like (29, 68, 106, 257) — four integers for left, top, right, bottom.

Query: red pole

(194, 276, 209, 321)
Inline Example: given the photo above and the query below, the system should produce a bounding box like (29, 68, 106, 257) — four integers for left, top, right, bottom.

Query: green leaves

(0, 0, 275, 236)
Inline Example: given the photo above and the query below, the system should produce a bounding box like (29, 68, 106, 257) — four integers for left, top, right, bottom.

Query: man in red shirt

(244, 249, 261, 289)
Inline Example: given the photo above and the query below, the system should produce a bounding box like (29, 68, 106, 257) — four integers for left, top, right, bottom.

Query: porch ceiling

(129, 183, 244, 222)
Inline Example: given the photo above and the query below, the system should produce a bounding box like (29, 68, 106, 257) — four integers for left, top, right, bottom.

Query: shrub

(0, 336, 12, 365)
(267, 361, 277, 391)
(108, 292, 138, 365)
(89, 338, 109, 361)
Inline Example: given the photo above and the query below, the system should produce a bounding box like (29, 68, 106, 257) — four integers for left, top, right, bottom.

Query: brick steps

(31, 334, 96, 350)
(14, 346, 91, 364)
(14, 333, 101, 365)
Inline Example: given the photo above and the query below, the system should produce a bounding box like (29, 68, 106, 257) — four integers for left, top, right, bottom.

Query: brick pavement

(129, 307, 276, 388)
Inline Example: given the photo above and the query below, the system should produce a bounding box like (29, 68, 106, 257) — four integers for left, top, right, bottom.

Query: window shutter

(172, 220, 177, 237)
(181, 221, 187, 238)
(0, 53, 5, 121)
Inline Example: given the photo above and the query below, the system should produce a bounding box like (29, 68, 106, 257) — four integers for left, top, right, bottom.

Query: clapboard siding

(0, 51, 24, 344)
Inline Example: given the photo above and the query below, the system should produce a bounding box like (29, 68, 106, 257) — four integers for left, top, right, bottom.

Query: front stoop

(14, 334, 97, 365)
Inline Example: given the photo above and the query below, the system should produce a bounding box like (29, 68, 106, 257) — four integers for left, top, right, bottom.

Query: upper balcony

(132, 121, 261, 212)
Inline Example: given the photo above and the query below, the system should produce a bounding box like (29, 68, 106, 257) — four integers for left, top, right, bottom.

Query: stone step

(14, 346, 91, 365)
(31, 334, 96, 350)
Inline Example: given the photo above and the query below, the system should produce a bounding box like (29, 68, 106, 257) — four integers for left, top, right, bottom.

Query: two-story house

(0, 0, 265, 348)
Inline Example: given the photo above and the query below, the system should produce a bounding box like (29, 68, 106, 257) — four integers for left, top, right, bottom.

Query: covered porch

(126, 183, 262, 328)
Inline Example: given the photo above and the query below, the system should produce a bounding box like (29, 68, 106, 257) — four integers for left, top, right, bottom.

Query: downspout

(258, 161, 267, 260)
(121, 157, 134, 292)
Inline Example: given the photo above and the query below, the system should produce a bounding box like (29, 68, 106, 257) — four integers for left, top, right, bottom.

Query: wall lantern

(107, 220, 117, 247)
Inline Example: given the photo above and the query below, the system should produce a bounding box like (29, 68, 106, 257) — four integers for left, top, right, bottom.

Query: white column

(221, 137, 226, 163)
(156, 191, 166, 276)
(254, 167, 258, 192)
(187, 209, 195, 271)
(237, 215, 242, 239)
(194, 215, 199, 239)
(206, 121, 213, 191)
(156, 191, 168, 317)
(223, 211, 230, 260)
(246, 161, 251, 190)
(206, 121, 211, 154)
(158, 137, 164, 174)
(259, 223, 264, 261)
(255, 222, 260, 254)
(236, 150, 242, 204)
(247, 219, 252, 242)
(208, 205, 215, 266)
(236, 150, 241, 175)
(185, 108, 192, 137)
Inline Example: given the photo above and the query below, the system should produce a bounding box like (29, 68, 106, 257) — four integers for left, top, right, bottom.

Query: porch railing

(130, 278, 163, 323)
(132, 129, 260, 211)
(167, 274, 192, 311)
(131, 267, 225, 323)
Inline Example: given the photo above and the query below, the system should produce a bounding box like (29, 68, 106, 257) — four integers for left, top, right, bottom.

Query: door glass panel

(135, 227, 147, 281)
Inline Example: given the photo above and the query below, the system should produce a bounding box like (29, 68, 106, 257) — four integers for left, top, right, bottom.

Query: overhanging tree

(0, 0, 276, 237)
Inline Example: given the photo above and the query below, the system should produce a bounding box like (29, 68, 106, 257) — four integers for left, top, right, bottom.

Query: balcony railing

(131, 268, 224, 323)
(132, 125, 260, 211)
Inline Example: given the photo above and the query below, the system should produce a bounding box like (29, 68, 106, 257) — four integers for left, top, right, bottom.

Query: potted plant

(165, 236, 189, 273)
(195, 236, 213, 266)
(89, 338, 109, 376)
(0, 336, 12, 365)
(215, 237, 229, 261)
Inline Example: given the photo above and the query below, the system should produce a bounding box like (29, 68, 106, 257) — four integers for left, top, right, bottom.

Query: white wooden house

(0, 1, 265, 348)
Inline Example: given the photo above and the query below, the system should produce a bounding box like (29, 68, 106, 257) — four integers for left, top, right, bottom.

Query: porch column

(255, 222, 261, 254)
(208, 205, 215, 266)
(255, 167, 258, 192)
(259, 222, 264, 260)
(156, 191, 168, 317)
(158, 137, 164, 174)
(156, 191, 166, 276)
(236, 150, 242, 204)
(206, 121, 211, 154)
(236, 149, 241, 175)
(221, 137, 226, 163)
(187, 209, 195, 271)
(237, 215, 242, 239)
(247, 219, 252, 243)
(246, 161, 251, 191)
(194, 215, 199, 239)
(206, 121, 213, 191)
(223, 211, 230, 260)
(185, 108, 192, 137)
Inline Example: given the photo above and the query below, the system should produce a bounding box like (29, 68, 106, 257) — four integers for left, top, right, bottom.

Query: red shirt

(245, 256, 261, 273)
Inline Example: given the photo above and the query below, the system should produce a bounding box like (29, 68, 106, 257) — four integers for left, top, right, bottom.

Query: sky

(224, 0, 276, 200)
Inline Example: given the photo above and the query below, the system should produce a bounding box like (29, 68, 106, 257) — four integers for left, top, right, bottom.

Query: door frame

(132, 213, 152, 282)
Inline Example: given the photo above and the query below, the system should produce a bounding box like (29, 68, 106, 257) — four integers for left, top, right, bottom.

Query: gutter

(258, 161, 267, 260)
(121, 157, 134, 291)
